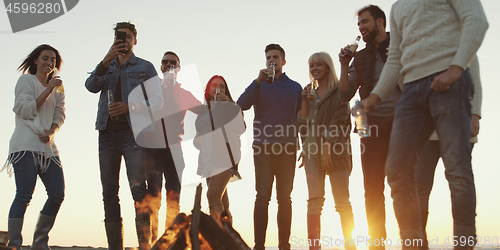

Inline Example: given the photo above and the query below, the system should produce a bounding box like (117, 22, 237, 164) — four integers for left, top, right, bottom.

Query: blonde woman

(298, 52, 355, 250)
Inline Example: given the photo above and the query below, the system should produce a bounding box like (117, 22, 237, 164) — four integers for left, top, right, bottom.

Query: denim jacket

(85, 53, 162, 130)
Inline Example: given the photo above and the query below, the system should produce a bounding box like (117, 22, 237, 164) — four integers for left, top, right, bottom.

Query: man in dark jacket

(338, 5, 401, 250)
(237, 44, 302, 250)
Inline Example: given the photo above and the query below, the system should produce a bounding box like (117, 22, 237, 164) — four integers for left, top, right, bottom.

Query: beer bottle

(166, 65, 176, 86)
(266, 62, 275, 84)
(307, 78, 317, 101)
(54, 69, 64, 95)
(344, 36, 361, 57)
(108, 89, 118, 120)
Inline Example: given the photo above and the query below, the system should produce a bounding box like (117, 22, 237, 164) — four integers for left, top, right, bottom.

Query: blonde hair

(308, 52, 338, 89)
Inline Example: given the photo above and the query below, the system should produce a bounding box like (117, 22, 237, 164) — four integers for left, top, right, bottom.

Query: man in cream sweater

(362, 0, 488, 249)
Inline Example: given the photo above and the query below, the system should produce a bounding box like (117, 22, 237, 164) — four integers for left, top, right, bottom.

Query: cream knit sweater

(3, 74, 66, 174)
(372, 0, 488, 117)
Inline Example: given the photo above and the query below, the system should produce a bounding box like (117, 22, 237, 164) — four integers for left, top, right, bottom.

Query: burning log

(167, 227, 188, 250)
(221, 212, 251, 250)
(151, 184, 251, 250)
(0, 231, 14, 250)
(189, 184, 202, 249)
(0, 231, 8, 245)
(198, 212, 241, 250)
(152, 213, 190, 250)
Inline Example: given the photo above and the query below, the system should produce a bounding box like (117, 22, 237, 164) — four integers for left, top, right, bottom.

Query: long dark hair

(18, 44, 62, 82)
(204, 75, 234, 104)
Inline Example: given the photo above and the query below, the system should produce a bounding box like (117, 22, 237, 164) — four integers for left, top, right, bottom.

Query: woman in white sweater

(3, 44, 66, 250)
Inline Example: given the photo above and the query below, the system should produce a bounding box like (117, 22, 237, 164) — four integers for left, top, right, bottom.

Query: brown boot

(307, 214, 321, 250)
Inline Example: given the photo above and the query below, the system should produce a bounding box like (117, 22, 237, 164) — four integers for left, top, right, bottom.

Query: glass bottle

(344, 36, 361, 57)
(307, 78, 317, 101)
(352, 100, 369, 137)
(266, 62, 275, 84)
(215, 88, 220, 102)
(54, 69, 64, 94)
(108, 89, 118, 120)
(165, 65, 176, 86)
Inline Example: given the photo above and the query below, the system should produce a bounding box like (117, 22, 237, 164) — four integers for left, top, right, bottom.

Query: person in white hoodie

(362, 0, 488, 249)
(3, 44, 66, 250)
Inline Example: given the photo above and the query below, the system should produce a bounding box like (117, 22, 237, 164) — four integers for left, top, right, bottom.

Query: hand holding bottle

(53, 69, 64, 94)
(339, 45, 356, 65)
(47, 76, 62, 94)
(307, 79, 317, 101)
(162, 65, 176, 87)
(108, 89, 119, 120)
(256, 63, 275, 84)
(339, 36, 361, 64)
(266, 62, 275, 84)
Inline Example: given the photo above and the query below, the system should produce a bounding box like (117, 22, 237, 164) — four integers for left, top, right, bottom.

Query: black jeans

(146, 147, 183, 196)
(360, 115, 394, 242)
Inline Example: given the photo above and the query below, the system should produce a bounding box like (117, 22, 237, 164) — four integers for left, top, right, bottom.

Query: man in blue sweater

(237, 44, 302, 250)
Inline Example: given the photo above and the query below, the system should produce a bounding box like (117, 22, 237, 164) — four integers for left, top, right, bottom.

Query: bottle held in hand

(56, 84, 64, 95)
(215, 88, 220, 102)
(344, 36, 361, 57)
(54, 69, 64, 95)
(108, 89, 118, 120)
(352, 100, 369, 138)
(266, 62, 275, 84)
(307, 78, 317, 101)
(166, 65, 176, 86)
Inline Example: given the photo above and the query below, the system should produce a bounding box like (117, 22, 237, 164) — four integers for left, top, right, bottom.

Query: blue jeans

(304, 157, 352, 216)
(9, 152, 65, 218)
(416, 141, 475, 247)
(386, 70, 474, 242)
(98, 129, 147, 222)
(253, 143, 296, 250)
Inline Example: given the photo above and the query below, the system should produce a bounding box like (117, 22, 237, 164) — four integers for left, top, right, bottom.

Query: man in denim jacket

(85, 21, 162, 250)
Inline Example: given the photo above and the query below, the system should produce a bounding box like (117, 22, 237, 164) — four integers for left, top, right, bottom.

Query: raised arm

(236, 80, 261, 111)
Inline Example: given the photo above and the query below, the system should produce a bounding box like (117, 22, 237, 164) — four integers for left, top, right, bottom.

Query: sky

(0, 0, 499, 248)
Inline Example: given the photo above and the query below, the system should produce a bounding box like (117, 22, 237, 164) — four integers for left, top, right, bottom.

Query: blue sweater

(237, 73, 302, 145)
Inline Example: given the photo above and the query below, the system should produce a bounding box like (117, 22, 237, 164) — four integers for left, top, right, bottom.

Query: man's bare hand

(361, 94, 381, 113)
(431, 65, 463, 92)
(109, 102, 129, 116)
(339, 45, 355, 65)
(471, 114, 480, 137)
(256, 68, 272, 84)
(102, 40, 127, 68)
